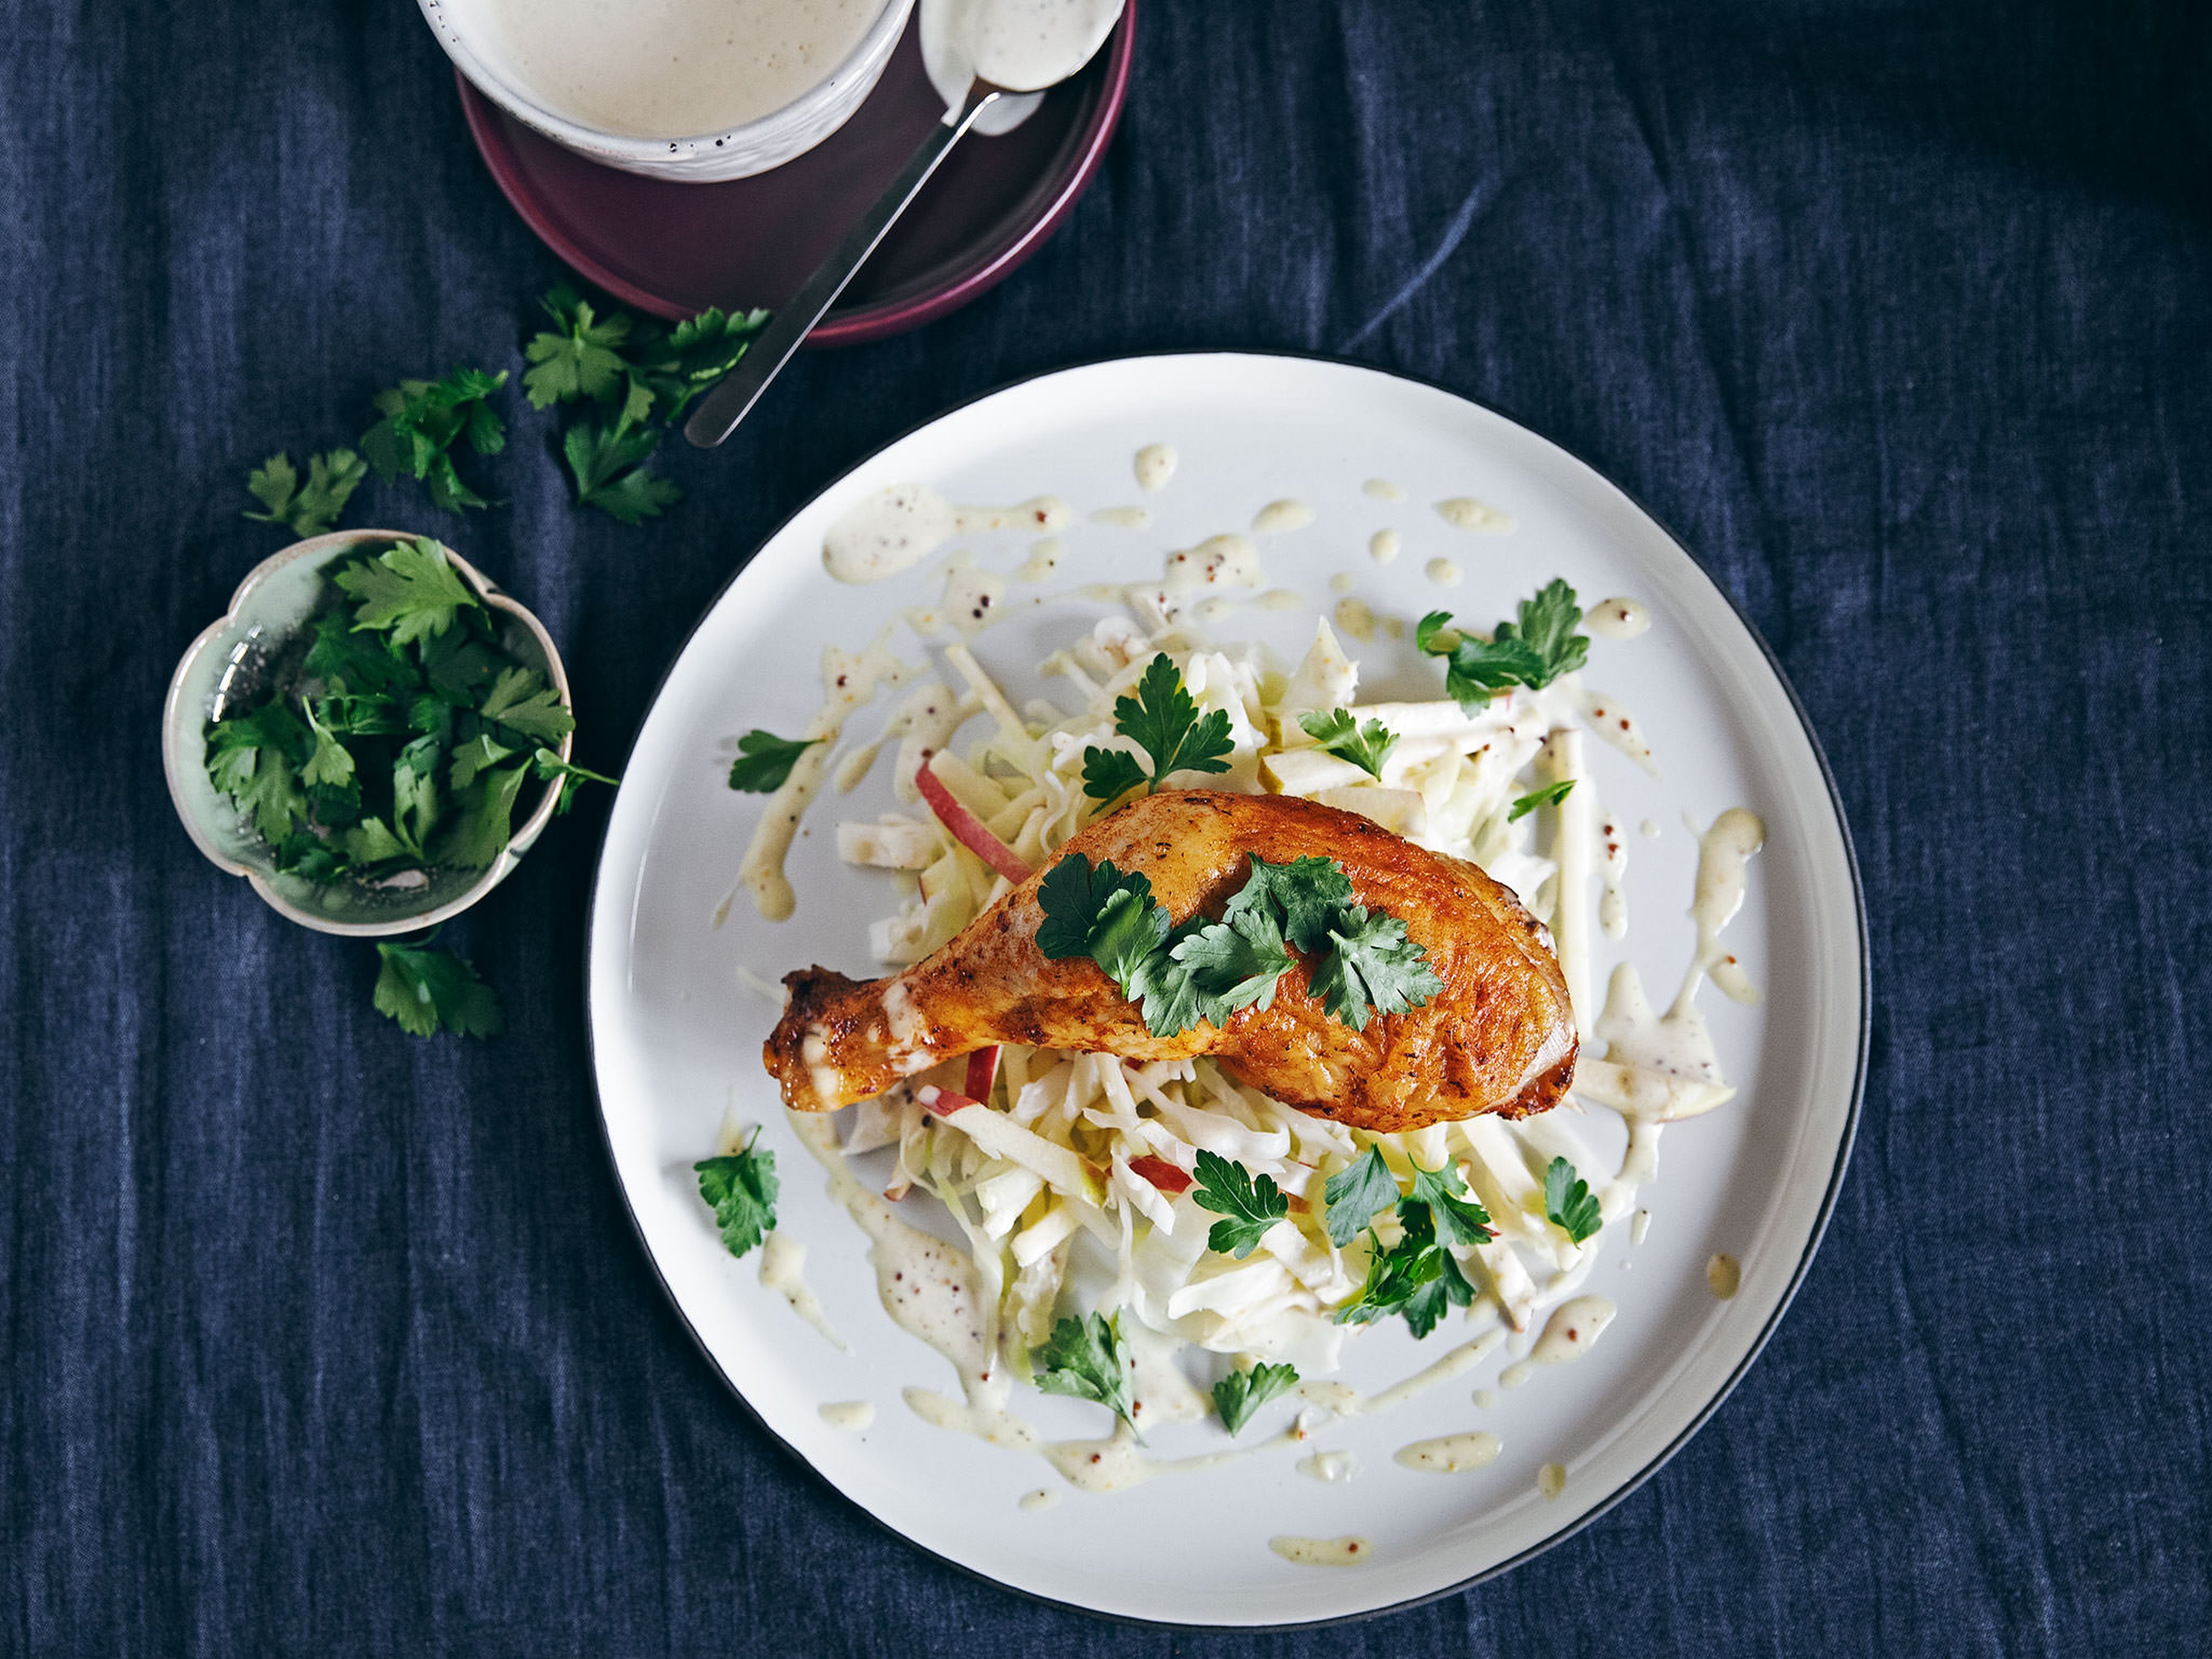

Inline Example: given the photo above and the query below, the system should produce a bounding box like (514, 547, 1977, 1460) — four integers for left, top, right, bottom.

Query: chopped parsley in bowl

(164, 528, 606, 935)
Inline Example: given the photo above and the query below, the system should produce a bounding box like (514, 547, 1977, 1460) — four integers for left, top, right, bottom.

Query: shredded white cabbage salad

(815, 603, 1741, 1378)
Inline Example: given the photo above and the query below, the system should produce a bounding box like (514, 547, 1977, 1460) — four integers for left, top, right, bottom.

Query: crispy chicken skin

(764, 790, 1577, 1134)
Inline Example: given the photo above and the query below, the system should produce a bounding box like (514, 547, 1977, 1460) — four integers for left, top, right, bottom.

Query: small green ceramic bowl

(162, 528, 573, 937)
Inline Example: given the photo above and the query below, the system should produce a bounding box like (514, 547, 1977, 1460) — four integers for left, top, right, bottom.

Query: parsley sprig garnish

(1509, 778, 1575, 821)
(1297, 708, 1399, 779)
(1191, 1149, 1290, 1257)
(695, 1128, 779, 1260)
(1418, 578, 1590, 711)
(1323, 1146, 1495, 1338)
(726, 729, 821, 793)
(525, 283, 768, 523)
(1213, 1362, 1300, 1435)
(372, 931, 505, 1039)
(361, 368, 509, 512)
(1336, 1200, 1478, 1338)
(1031, 1311, 1141, 1437)
(1543, 1156, 1604, 1244)
(245, 450, 367, 538)
(1082, 654, 1235, 804)
(1321, 1145, 1401, 1248)
(1034, 851, 1440, 1039)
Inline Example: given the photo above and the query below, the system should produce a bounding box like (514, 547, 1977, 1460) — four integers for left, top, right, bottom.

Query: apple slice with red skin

(1127, 1154, 1193, 1195)
(915, 759, 1032, 885)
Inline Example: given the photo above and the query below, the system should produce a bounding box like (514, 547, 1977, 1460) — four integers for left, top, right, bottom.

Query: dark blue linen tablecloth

(4, 1, 2206, 1652)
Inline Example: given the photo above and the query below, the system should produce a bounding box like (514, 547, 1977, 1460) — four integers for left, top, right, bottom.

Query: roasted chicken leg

(765, 790, 1577, 1135)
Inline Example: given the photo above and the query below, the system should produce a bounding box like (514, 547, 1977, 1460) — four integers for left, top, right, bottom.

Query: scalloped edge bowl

(162, 529, 573, 937)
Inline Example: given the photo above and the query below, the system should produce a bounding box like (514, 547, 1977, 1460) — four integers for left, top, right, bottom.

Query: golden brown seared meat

(764, 790, 1577, 1134)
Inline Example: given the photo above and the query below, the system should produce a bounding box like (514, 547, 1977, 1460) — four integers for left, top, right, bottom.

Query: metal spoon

(684, 2, 1126, 448)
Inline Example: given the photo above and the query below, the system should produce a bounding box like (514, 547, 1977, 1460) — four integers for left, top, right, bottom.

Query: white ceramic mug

(419, 0, 918, 182)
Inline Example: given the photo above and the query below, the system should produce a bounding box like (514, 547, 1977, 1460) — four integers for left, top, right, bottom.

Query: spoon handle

(684, 85, 1005, 449)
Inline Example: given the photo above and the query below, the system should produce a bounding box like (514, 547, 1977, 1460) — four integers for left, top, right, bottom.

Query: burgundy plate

(457, 5, 1134, 344)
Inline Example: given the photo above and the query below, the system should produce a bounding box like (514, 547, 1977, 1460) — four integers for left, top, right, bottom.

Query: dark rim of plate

(578, 349, 1872, 1633)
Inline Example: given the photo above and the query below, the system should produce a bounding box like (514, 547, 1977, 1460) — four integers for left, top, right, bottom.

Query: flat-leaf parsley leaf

(1306, 905, 1444, 1032)
(695, 1128, 779, 1259)
(1297, 707, 1399, 779)
(334, 537, 480, 646)
(1213, 1362, 1300, 1435)
(1418, 578, 1590, 710)
(1190, 1149, 1289, 1259)
(1081, 653, 1234, 802)
(361, 368, 509, 512)
(562, 415, 681, 524)
(1509, 778, 1575, 821)
(1323, 1145, 1400, 1248)
(244, 449, 366, 538)
(1031, 1311, 1140, 1437)
(727, 729, 820, 793)
(523, 283, 634, 409)
(1410, 1157, 1495, 1247)
(1543, 1155, 1603, 1244)
(372, 932, 505, 1039)
(531, 747, 618, 815)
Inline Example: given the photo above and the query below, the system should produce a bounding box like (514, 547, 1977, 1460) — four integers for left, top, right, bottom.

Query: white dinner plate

(585, 354, 1865, 1627)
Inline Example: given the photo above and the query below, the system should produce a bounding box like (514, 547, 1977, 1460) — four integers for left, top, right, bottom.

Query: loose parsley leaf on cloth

(244, 449, 367, 538)
(1410, 1158, 1496, 1247)
(372, 933, 505, 1039)
(561, 415, 681, 524)
(637, 305, 771, 420)
(726, 729, 820, 792)
(695, 1128, 779, 1260)
(361, 368, 509, 512)
(527, 286, 770, 519)
(522, 284, 634, 409)
(1418, 579, 1590, 711)
(1509, 778, 1575, 821)
(1031, 1312, 1140, 1437)
(531, 747, 618, 815)
(1190, 1149, 1290, 1258)
(1543, 1156, 1604, 1244)
(1213, 1362, 1300, 1435)
(1081, 653, 1234, 801)
(1306, 904, 1445, 1032)
(1323, 1145, 1402, 1247)
(334, 537, 479, 645)
(525, 285, 768, 426)
(1297, 707, 1399, 779)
